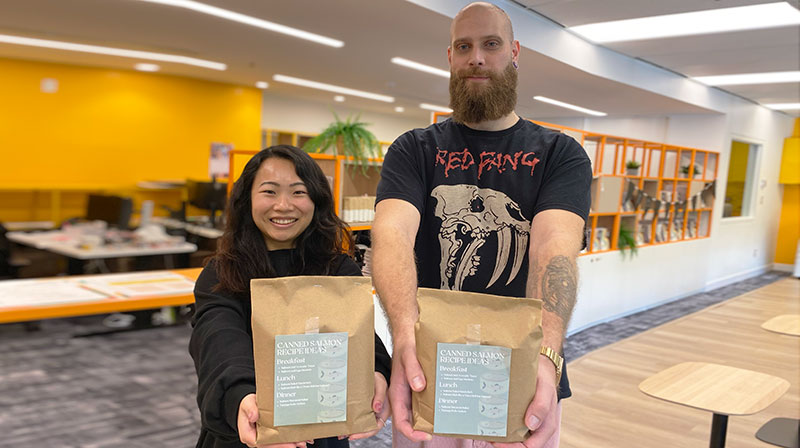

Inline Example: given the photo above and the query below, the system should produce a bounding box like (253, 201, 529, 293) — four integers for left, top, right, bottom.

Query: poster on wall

(209, 142, 233, 179)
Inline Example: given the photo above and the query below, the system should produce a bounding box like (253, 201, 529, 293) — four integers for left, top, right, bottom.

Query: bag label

(273, 332, 348, 426)
(433, 342, 512, 437)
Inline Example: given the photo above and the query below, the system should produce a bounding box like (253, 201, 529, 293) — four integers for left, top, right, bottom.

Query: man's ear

(511, 40, 520, 66)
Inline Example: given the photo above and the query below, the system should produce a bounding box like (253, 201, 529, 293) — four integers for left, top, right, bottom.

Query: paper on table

(0, 279, 110, 307)
(78, 271, 195, 298)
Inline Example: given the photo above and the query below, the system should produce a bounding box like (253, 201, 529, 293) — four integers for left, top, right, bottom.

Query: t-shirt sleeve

(532, 134, 592, 223)
(376, 131, 427, 216)
(188, 261, 256, 442)
(333, 254, 392, 384)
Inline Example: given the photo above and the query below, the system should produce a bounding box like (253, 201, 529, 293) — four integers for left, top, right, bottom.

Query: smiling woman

(188, 145, 392, 448)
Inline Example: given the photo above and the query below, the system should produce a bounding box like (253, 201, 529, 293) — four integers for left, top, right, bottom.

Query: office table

(762, 314, 800, 336)
(0, 268, 201, 324)
(639, 362, 790, 448)
(7, 230, 197, 274)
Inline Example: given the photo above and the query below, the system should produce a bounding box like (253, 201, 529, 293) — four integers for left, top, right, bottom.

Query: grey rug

(0, 271, 789, 448)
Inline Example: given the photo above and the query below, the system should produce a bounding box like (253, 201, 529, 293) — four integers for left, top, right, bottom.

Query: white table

(7, 230, 197, 274)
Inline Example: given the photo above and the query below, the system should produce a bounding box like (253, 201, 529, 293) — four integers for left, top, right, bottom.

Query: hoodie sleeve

(188, 261, 256, 442)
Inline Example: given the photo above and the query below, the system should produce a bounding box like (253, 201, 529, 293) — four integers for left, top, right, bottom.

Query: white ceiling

(0, 0, 797, 121)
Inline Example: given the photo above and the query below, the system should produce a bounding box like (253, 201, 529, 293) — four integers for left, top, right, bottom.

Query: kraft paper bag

(251, 276, 377, 444)
(412, 287, 542, 443)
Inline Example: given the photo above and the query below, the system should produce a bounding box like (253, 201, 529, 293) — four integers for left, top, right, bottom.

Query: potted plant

(626, 160, 641, 176)
(680, 164, 699, 178)
(618, 227, 638, 259)
(302, 112, 381, 175)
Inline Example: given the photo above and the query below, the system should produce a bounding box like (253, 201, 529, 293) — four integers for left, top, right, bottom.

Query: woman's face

(251, 157, 315, 250)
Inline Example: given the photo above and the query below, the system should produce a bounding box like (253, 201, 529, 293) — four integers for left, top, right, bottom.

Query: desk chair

(0, 223, 31, 279)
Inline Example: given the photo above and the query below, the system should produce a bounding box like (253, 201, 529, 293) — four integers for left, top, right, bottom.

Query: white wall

(261, 92, 429, 144)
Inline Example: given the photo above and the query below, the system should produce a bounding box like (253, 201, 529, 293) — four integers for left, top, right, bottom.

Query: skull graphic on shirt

(431, 184, 530, 290)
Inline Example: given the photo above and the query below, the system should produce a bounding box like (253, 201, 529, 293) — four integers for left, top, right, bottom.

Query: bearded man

(372, 2, 592, 447)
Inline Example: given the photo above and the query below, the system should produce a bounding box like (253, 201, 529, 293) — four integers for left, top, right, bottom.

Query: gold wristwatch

(539, 346, 563, 384)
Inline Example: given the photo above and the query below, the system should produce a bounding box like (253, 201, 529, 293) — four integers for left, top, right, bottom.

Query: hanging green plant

(618, 227, 638, 259)
(301, 112, 381, 175)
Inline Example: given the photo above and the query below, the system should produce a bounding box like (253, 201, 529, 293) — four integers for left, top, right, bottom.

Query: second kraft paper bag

(412, 287, 542, 443)
(251, 276, 377, 445)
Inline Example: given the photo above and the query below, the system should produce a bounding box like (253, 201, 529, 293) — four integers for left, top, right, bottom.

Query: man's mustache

(453, 67, 495, 79)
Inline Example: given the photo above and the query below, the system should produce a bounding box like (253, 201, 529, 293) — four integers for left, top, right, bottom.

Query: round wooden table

(639, 362, 790, 448)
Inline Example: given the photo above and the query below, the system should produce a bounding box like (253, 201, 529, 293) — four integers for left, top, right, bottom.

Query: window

(722, 140, 759, 218)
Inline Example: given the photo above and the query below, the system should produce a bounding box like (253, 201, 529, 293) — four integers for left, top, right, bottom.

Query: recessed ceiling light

(334, 95, 345, 102)
(693, 71, 800, 86)
(137, 0, 344, 48)
(533, 96, 607, 116)
(255, 81, 269, 89)
(569, 2, 800, 43)
(764, 103, 800, 110)
(0, 34, 226, 70)
(134, 63, 160, 72)
(420, 103, 453, 113)
(391, 57, 450, 78)
(272, 74, 394, 103)
(394, 106, 405, 113)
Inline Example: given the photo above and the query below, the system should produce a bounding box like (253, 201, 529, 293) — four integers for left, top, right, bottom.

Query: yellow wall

(0, 57, 261, 221)
(774, 185, 800, 265)
(723, 141, 750, 217)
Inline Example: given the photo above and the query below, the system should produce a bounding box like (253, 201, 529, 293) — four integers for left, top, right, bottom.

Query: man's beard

(449, 62, 518, 124)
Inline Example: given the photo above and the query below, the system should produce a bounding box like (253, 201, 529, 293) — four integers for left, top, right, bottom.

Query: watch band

(540, 346, 563, 384)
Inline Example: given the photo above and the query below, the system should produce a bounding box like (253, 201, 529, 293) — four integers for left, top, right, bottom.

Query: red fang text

(436, 148, 540, 179)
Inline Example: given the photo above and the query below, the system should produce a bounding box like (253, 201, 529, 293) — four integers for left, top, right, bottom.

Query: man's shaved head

(450, 2, 514, 44)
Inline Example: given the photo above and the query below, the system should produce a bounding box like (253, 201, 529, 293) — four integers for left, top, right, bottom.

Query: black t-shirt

(189, 250, 391, 448)
(376, 117, 591, 398)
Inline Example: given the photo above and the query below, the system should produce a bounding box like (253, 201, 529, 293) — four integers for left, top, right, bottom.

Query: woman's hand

(238, 394, 310, 448)
(347, 372, 391, 441)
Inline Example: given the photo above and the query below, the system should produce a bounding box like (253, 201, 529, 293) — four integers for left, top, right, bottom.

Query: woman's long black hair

(213, 145, 353, 293)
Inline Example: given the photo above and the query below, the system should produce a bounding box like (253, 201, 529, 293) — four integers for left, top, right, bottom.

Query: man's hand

(348, 372, 391, 441)
(388, 341, 433, 442)
(237, 394, 309, 448)
(492, 354, 559, 448)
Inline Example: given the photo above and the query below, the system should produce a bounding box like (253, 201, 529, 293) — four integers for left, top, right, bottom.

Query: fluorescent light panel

(0, 34, 226, 70)
(570, 2, 800, 43)
(534, 96, 607, 116)
(391, 57, 450, 78)
(255, 81, 269, 89)
(420, 103, 453, 113)
(138, 0, 343, 48)
(765, 103, 800, 110)
(693, 71, 800, 86)
(134, 63, 160, 72)
(272, 74, 394, 103)
(394, 106, 405, 113)
(333, 95, 345, 102)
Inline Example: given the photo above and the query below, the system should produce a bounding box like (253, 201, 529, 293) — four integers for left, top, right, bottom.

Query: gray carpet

(0, 271, 790, 448)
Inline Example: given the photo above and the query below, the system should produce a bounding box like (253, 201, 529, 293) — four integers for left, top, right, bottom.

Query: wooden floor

(561, 277, 800, 448)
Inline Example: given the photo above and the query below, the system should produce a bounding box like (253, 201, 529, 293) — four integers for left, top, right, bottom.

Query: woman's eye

(294, 190, 308, 196)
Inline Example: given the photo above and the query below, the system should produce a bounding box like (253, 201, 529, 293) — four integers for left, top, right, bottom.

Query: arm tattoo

(541, 255, 577, 322)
